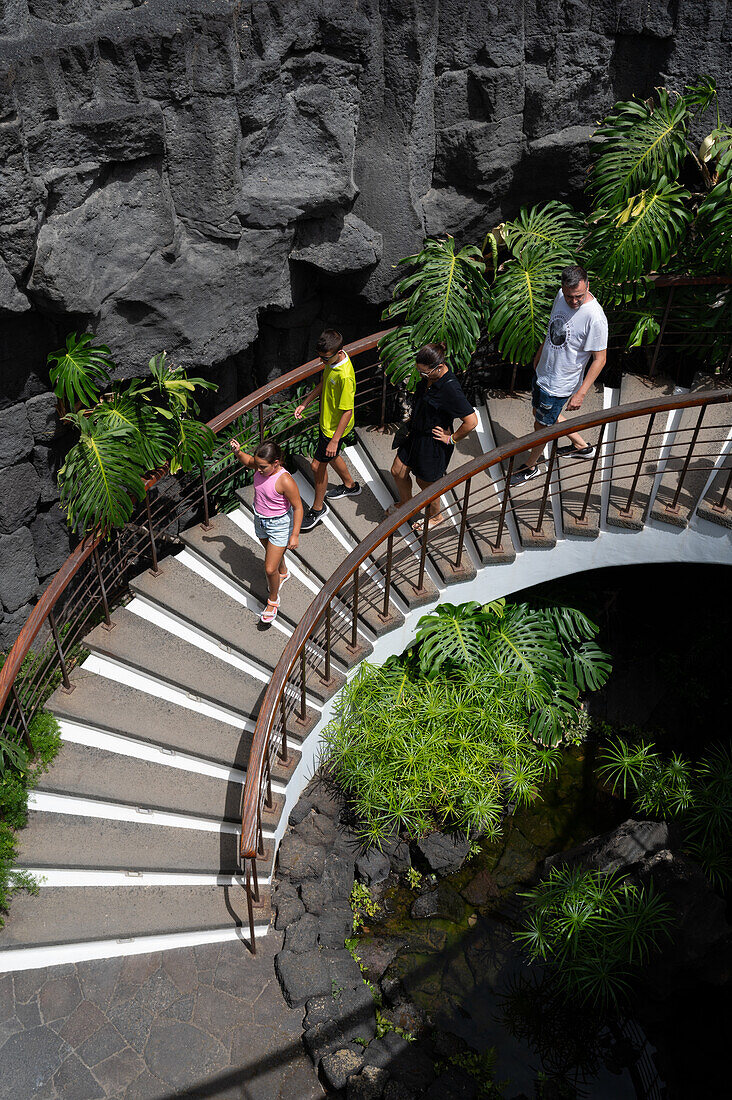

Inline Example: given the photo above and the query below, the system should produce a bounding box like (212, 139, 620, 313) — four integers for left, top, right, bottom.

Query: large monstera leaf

(589, 89, 691, 207)
(584, 179, 692, 283)
(487, 248, 566, 366)
(48, 332, 113, 409)
(59, 413, 147, 535)
(502, 201, 584, 259)
(379, 237, 488, 389)
(94, 392, 174, 473)
(415, 602, 493, 676)
(693, 128, 732, 273)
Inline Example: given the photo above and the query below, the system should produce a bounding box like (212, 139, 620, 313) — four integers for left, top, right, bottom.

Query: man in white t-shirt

(511, 265, 608, 485)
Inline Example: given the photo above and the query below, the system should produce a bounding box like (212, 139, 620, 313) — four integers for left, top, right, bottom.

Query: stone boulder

(414, 832, 471, 876)
(356, 847, 391, 887)
(410, 882, 465, 923)
(277, 833, 325, 883)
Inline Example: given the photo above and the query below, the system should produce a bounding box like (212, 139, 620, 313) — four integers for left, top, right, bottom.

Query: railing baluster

(264, 755, 273, 809)
(494, 456, 514, 551)
(11, 685, 34, 753)
(201, 466, 211, 529)
(145, 490, 160, 574)
(577, 423, 606, 525)
(93, 545, 113, 629)
(322, 603, 333, 685)
(245, 859, 257, 955)
(533, 440, 556, 535)
(299, 649, 307, 723)
(279, 695, 289, 762)
(48, 608, 72, 692)
(379, 366, 387, 430)
(416, 509, 430, 592)
(258, 403, 265, 444)
(257, 815, 264, 857)
(381, 533, 394, 620)
(620, 413, 655, 517)
(251, 851, 260, 902)
(667, 404, 706, 513)
(349, 569, 359, 651)
(454, 477, 471, 568)
(712, 461, 732, 513)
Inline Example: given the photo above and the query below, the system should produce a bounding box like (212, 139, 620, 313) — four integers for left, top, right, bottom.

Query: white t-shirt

(535, 291, 608, 397)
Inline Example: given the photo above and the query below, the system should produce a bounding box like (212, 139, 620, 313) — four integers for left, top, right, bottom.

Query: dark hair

(561, 264, 588, 289)
(316, 329, 343, 355)
(415, 342, 447, 368)
(254, 441, 283, 464)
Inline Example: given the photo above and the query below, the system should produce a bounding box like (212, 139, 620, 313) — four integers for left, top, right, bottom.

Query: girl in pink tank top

(230, 439, 303, 624)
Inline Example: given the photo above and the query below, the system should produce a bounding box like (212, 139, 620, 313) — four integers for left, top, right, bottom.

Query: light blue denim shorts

(253, 508, 293, 547)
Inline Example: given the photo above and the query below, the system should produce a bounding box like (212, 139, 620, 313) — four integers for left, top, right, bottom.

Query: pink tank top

(253, 467, 290, 517)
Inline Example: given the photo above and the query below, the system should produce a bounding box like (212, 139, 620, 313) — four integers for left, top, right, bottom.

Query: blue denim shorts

(532, 379, 568, 426)
(253, 508, 293, 547)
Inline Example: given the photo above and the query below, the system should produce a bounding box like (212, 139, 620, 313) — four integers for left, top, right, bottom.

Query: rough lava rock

(356, 847, 391, 887)
(414, 832, 471, 876)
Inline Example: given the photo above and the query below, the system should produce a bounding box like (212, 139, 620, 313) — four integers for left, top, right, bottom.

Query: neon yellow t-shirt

(320, 353, 356, 438)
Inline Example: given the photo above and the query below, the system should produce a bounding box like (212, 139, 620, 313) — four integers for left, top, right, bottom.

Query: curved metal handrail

(0, 329, 393, 735)
(239, 385, 732, 864)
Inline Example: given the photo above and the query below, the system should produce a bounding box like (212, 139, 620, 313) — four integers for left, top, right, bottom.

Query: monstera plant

(49, 333, 216, 536)
(381, 75, 731, 377)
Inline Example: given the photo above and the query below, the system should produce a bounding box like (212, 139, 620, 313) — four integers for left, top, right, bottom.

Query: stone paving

(0, 934, 325, 1100)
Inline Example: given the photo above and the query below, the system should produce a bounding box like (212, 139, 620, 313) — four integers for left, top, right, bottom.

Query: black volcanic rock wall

(1, 0, 730, 646)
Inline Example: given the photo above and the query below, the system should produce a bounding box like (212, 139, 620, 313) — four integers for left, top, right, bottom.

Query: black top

(397, 368, 474, 483)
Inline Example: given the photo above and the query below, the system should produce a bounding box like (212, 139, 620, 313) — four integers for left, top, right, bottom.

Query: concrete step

(14, 810, 272, 874)
(697, 458, 732, 529)
(293, 450, 439, 612)
(131, 555, 293, 677)
(0, 884, 271, 951)
(650, 374, 732, 528)
(34, 741, 285, 828)
(85, 606, 338, 716)
(355, 427, 477, 584)
(484, 389, 556, 548)
(606, 372, 679, 530)
(236, 486, 403, 645)
(48, 668, 302, 777)
(452, 427, 516, 565)
(181, 511, 371, 669)
(554, 382, 605, 538)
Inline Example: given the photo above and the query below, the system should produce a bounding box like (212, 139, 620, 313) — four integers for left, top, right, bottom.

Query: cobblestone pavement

(0, 933, 325, 1099)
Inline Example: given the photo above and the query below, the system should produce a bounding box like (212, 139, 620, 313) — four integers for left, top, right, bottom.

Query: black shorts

(314, 430, 344, 463)
(397, 435, 454, 484)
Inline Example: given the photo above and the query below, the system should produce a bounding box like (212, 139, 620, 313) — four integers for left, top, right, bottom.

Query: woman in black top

(390, 343, 478, 531)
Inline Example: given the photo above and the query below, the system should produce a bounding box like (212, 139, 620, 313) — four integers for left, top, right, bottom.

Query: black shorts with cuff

(314, 430, 345, 463)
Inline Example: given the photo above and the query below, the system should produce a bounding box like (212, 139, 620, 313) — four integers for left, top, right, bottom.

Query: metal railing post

(93, 545, 113, 629)
(416, 509, 430, 592)
(322, 603, 333, 685)
(619, 414, 655, 517)
(245, 859, 257, 955)
(454, 477, 471, 568)
(11, 686, 34, 753)
(349, 570, 359, 651)
(494, 456, 514, 551)
(48, 608, 73, 693)
(201, 466, 211, 530)
(145, 490, 160, 575)
(381, 534, 394, 620)
(533, 441, 556, 535)
(379, 367, 387, 430)
(712, 462, 732, 514)
(667, 404, 706, 513)
(577, 423, 606, 525)
(279, 695, 289, 763)
(264, 755, 273, 810)
(258, 403, 265, 444)
(299, 649, 307, 723)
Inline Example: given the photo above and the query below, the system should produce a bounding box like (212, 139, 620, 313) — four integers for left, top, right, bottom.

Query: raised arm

(229, 438, 256, 468)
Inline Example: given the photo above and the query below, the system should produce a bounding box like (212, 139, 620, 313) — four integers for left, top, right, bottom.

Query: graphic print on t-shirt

(549, 318, 568, 346)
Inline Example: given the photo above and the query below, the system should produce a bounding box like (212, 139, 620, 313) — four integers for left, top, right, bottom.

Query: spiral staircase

(1, 368, 731, 973)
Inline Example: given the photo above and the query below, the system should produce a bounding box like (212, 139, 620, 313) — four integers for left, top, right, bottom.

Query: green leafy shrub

(51, 334, 217, 535)
(515, 865, 673, 1009)
(598, 735, 732, 889)
(321, 599, 611, 846)
(0, 711, 62, 924)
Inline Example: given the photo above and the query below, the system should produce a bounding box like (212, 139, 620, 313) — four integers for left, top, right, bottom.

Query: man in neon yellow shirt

(295, 329, 361, 531)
